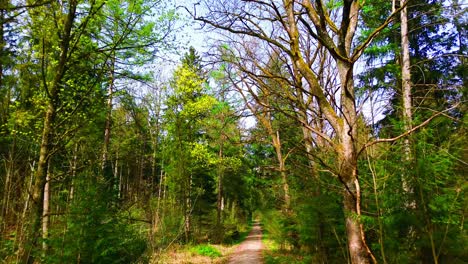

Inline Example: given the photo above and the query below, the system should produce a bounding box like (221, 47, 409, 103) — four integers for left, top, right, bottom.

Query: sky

(150, 0, 399, 128)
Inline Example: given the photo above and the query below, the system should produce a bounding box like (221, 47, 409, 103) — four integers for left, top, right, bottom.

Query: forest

(0, 0, 466, 263)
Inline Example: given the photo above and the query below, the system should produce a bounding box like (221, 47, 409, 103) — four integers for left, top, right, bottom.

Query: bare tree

(190, 1, 410, 262)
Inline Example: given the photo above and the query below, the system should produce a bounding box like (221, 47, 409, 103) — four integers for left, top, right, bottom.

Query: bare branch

(358, 103, 461, 156)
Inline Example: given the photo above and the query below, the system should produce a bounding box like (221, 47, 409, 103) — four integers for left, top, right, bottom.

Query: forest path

(227, 221, 263, 264)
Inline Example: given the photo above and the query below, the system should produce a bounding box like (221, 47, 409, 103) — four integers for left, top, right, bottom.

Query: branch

(358, 103, 461, 156)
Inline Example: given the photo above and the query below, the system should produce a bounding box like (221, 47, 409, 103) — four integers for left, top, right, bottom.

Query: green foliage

(264, 254, 313, 264)
(260, 211, 286, 245)
(326, 0, 343, 10)
(190, 244, 222, 258)
(0, 0, 465, 263)
(45, 173, 147, 264)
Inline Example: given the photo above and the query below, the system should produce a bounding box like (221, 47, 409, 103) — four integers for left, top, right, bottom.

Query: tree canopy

(0, 0, 465, 263)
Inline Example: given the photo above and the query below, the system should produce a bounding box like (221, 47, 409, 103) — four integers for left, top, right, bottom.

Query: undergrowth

(190, 244, 222, 258)
(261, 213, 313, 264)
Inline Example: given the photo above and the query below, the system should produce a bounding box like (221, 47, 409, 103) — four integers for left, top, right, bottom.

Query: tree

(98, 0, 175, 178)
(163, 48, 217, 241)
(357, 0, 466, 262)
(27, 1, 83, 259)
(0, 0, 178, 261)
(192, 1, 397, 261)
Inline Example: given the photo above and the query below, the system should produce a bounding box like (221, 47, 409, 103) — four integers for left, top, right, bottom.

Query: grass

(153, 243, 233, 264)
(190, 244, 222, 258)
(152, 220, 255, 263)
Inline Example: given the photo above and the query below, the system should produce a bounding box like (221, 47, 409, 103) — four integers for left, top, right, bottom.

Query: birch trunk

(400, 0, 413, 195)
(42, 162, 51, 253)
(401, 0, 412, 134)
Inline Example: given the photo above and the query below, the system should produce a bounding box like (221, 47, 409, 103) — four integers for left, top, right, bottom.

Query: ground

(227, 221, 263, 264)
(153, 221, 264, 264)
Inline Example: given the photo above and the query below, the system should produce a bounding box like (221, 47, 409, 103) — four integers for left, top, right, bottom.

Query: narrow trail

(228, 221, 263, 264)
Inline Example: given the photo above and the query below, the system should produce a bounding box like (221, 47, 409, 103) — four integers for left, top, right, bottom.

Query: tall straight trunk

(114, 151, 119, 192)
(184, 172, 192, 242)
(118, 164, 123, 199)
(139, 142, 145, 197)
(152, 166, 164, 238)
(400, 0, 414, 198)
(102, 54, 115, 173)
(0, 2, 4, 90)
(216, 138, 224, 226)
(42, 161, 51, 254)
(401, 0, 412, 161)
(0, 1, 8, 124)
(70, 144, 78, 201)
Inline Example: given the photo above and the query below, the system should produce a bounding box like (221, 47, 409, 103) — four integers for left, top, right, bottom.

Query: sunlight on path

(228, 221, 263, 264)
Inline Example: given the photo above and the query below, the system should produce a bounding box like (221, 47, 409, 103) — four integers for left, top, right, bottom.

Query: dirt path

(227, 221, 263, 264)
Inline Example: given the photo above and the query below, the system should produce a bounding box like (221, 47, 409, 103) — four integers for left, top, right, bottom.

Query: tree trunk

(28, 2, 77, 260)
(272, 131, 290, 211)
(31, 104, 55, 252)
(185, 172, 192, 242)
(102, 53, 115, 187)
(341, 129, 373, 264)
(337, 61, 376, 264)
(340, 123, 372, 264)
(343, 177, 371, 264)
(216, 138, 224, 226)
(42, 162, 51, 254)
(401, 0, 413, 168)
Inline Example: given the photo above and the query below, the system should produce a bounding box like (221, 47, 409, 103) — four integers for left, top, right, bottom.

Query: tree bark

(400, 0, 414, 195)
(272, 131, 290, 211)
(337, 60, 376, 264)
(216, 135, 224, 226)
(343, 177, 371, 264)
(102, 59, 114, 172)
(401, 0, 412, 120)
(42, 162, 51, 254)
(31, 104, 56, 253)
